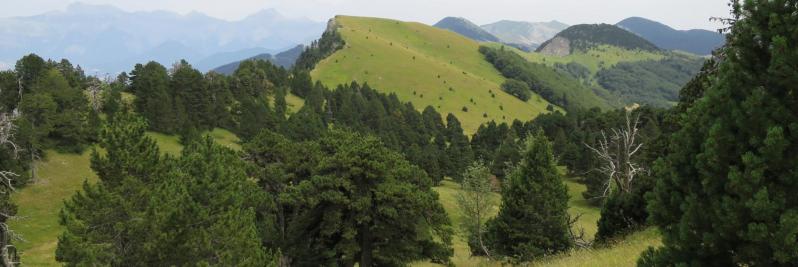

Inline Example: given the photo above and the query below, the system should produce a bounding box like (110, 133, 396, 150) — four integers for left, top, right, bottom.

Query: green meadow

(312, 16, 555, 133)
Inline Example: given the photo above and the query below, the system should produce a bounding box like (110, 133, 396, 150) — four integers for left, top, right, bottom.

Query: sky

(1, 0, 731, 30)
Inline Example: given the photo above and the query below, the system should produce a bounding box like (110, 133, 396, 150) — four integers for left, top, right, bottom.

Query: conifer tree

(444, 114, 473, 181)
(640, 1, 798, 265)
(57, 113, 165, 265)
(274, 86, 288, 119)
(57, 114, 273, 266)
(170, 60, 209, 130)
(485, 131, 572, 261)
(490, 131, 521, 179)
(290, 130, 453, 266)
(147, 136, 269, 266)
(131, 62, 175, 133)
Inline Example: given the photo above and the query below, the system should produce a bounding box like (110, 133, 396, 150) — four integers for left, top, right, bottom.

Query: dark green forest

(596, 54, 705, 107)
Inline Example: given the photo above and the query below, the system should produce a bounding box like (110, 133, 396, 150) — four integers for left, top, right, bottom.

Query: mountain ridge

(0, 2, 325, 73)
(480, 20, 569, 50)
(616, 17, 724, 55)
(433, 17, 501, 42)
(536, 23, 660, 55)
(213, 45, 305, 74)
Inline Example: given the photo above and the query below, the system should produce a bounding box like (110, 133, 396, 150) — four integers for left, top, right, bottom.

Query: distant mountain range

(433, 17, 500, 42)
(0, 2, 325, 74)
(537, 24, 659, 55)
(616, 17, 724, 55)
(480, 20, 569, 51)
(213, 45, 305, 74)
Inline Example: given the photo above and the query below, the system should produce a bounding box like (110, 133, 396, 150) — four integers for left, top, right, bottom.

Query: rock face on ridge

(537, 36, 571, 56)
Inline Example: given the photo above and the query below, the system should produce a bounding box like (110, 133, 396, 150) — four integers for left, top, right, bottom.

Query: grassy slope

(415, 177, 659, 267)
(10, 129, 240, 266)
(9, 151, 97, 266)
(312, 16, 554, 133)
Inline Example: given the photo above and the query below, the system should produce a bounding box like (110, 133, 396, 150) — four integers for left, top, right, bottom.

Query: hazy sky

(1, 0, 731, 30)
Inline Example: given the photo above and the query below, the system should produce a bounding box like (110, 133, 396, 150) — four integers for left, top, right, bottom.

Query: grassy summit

(312, 16, 555, 133)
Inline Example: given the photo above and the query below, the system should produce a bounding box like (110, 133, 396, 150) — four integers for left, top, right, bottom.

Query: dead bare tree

(0, 101, 21, 266)
(566, 213, 592, 248)
(585, 108, 644, 196)
(87, 77, 104, 112)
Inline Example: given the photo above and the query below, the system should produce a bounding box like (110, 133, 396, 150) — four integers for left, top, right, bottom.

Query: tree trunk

(359, 223, 372, 267)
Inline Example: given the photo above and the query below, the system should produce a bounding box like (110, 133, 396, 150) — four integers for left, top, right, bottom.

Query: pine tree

(57, 113, 165, 265)
(204, 72, 233, 128)
(640, 1, 798, 265)
(485, 131, 572, 261)
(444, 114, 473, 181)
(290, 130, 453, 266)
(242, 130, 321, 266)
(170, 60, 209, 130)
(147, 136, 269, 266)
(280, 105, 325, 141)
(131, 62, 175, 133)
(57, 113, 275, 266)
(274, 86, 288, 120)
(490, 131, 521, 179)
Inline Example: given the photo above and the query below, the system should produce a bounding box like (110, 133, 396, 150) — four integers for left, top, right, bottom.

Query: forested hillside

(495, 36, 705, 107)
(536, 24, 660, 55)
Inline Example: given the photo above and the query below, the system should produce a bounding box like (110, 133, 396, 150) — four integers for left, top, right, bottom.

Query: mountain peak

(616, 17, 724, 55)
(536, 23, 659, 55)
(480, 20, 569, 48)
(244, 8, 283, 21)
(64, 2, 124, 14)
(434, 17, 500, 42)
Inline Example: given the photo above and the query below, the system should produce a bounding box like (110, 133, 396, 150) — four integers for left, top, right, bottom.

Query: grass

(268, 92, 306, 116)
(207, 128, 241, 151)
(531, 228, 660, 267)
(312, 16, 554, 133)
(285, 93, 305, 114)
(9, 150, 97, 266)
(9, 129, 241, 266)
(146, 131, 183, 155)
(414, 176, 658, 267)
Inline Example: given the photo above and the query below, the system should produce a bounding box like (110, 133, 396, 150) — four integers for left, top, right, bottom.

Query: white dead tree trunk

(585, 109, 644, 196)
(0, 98, 21, 266)
(87, 77, 105, 112)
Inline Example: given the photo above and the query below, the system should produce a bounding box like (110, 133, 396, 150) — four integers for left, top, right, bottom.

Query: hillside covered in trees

(536, 24, 660, 55)
(2, 1, 797, 266)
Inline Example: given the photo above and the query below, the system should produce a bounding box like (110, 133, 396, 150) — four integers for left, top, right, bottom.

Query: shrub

(500, 79, 531, 101)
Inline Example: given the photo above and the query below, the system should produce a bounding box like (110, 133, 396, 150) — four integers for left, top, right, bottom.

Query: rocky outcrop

(537, 36, 571, 56)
